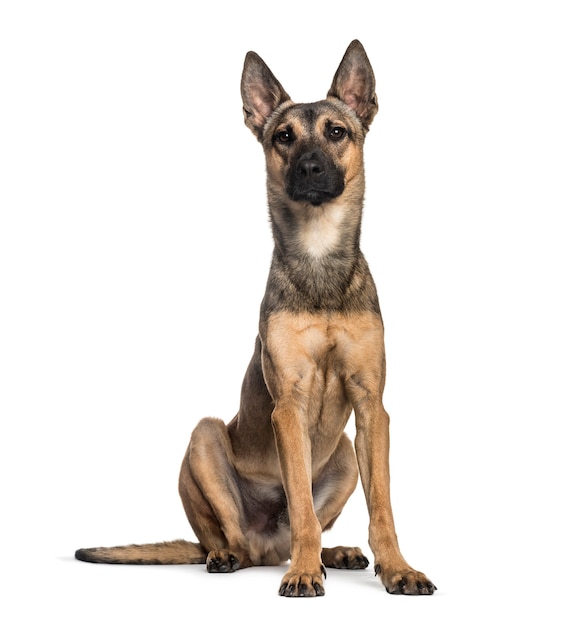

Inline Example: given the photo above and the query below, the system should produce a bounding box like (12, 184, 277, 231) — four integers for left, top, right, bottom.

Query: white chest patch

(298, 203, 345, 258)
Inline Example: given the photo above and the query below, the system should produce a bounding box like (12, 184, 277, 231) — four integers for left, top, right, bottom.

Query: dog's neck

(264, 192, 369, 312)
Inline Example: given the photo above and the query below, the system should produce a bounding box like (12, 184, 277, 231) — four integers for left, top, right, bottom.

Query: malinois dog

(76, 40, 436, 597)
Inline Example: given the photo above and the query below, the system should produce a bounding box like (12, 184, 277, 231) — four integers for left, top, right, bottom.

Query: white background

(1, 1, 562, 623)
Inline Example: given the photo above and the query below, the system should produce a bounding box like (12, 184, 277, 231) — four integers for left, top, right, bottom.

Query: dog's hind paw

(206, 550, 241, 573)
(322, 546, 369, 569)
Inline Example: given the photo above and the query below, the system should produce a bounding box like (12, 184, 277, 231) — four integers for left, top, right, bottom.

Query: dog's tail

(75, 539, 207, 565)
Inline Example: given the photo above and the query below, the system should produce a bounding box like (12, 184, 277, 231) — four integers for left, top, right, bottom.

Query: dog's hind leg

(179, 417, 253, 573)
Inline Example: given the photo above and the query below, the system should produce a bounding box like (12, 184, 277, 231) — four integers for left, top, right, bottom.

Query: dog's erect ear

(327, 40, 378, 131)
(241, 51, 291, 140)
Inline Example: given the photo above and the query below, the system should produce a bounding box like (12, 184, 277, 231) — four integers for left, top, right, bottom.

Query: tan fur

(75, 40, 436, 598)
(75, 540, 206, 565)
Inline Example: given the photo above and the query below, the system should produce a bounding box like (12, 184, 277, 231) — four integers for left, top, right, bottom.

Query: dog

(75, 39, 436, 597)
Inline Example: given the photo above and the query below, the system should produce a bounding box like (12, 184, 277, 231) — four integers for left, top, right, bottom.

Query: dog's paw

(278, 565, 326, 597)
(376, 564, 437, 595)
(322, 546, 369, 569)
(206, 550, 241, 573)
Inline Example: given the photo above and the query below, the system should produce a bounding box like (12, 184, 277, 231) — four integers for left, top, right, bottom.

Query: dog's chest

(263, 310, 385, 420)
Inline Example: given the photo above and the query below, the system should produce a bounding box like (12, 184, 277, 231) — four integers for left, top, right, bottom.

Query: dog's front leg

(271, 398, 325, 597)
(262, 319, 326, 597)
(352, 395, 436, 594)
(345, 317, 436, 595)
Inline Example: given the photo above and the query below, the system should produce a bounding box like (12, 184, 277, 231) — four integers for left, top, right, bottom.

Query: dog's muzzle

(287, 151, 345, 206)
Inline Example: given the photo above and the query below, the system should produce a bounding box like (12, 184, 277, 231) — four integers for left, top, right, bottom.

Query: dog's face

(241, 40, 378, 208)
(262, 99, 365, 206)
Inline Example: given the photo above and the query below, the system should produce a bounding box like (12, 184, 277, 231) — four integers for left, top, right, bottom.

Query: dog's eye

(329, 126, 347, 140)
(275, 130, 293, 144)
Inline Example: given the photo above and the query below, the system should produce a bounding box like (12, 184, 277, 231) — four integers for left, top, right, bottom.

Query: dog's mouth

(287, 152, 345, 206)
(289, 188, 340, 206)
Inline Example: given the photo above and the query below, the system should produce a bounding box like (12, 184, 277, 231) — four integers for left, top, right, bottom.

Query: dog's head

(241, 40, 378, 207)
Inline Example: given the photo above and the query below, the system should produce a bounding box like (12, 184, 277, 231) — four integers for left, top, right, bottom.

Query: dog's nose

(297, 153, 325, 180)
